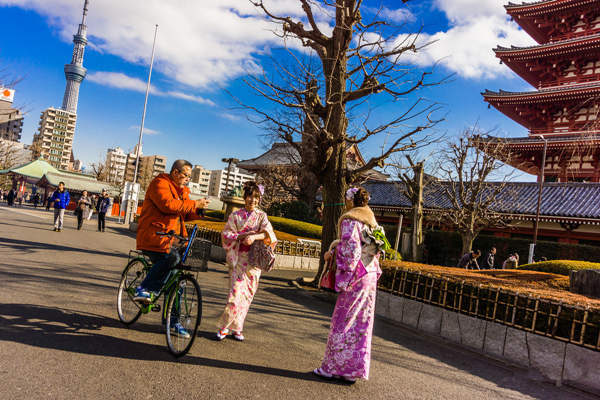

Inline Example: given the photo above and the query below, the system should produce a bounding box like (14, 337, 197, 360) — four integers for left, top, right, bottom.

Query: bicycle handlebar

(156, 230, 188, 243)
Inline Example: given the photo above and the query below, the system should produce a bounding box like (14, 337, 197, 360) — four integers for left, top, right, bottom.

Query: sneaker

(232, 331, 244, 341)
(53, 227, 58, 231)
(133, 287, 152, 303)
(215, 328, 229, 341)
(170, 322, 190, 339)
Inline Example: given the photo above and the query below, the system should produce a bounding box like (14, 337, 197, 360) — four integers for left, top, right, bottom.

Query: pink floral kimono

(320, 206, 382, 380)
(217, 208, 276, 333)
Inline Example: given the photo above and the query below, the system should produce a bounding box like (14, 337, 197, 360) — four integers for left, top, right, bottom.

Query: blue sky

(0, 0, 536, 179)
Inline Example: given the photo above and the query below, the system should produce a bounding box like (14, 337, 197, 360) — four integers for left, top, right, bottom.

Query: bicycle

(116, 224, 211, 357)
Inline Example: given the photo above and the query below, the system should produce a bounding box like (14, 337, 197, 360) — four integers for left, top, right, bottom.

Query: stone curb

(375, 290, 600, 396)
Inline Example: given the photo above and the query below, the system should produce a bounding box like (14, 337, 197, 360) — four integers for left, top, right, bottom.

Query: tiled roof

(0, 159, 59, 180)
(494, 33, 600, 52)
(478, 134, 600, 144)
(38, 171, 120, 196)
(482, 81, 600, 97)
(364, 180, 600, 221)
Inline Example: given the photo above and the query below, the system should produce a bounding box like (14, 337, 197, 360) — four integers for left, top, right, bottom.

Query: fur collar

(338, 206, 378, 234)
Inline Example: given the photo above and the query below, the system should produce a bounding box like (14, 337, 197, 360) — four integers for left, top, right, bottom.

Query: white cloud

(381, 7, 415, 23)
(88, 71, 215, 105)
(1, 0, 301, 89)
(400, 0, 535, 79)
(129, 125, 160, 135)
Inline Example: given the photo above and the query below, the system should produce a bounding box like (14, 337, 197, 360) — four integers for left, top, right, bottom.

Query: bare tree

(437, 128, 517, 257)
(89, 155, 109, 182)
(246, 1, 444, 281)
(0, 140, 19, 190)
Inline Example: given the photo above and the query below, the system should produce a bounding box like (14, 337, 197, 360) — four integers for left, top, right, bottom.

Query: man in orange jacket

(133, 160, 209, 322)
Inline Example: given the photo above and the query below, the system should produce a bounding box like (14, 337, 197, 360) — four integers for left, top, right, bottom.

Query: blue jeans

(141, 250, 181, 292)
(141, 249, 182, 325)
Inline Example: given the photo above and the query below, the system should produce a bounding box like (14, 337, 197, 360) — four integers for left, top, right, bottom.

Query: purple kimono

(320, 218, 381, 380)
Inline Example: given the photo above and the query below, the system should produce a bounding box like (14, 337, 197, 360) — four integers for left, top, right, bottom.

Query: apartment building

(106, 146, 127, 184)
(190, 164, 211, 196)
(208, 166, 255, 197)
(123, 148, 167, 188)
(0, 88, 24, 142)
(31, 107, 76, 170)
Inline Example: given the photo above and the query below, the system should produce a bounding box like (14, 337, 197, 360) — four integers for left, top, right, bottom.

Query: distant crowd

(1, 184, 112, 232)
(457, 247, 547, 270)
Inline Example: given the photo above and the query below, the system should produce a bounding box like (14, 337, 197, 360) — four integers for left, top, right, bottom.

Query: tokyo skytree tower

(61, 0, 89, 114)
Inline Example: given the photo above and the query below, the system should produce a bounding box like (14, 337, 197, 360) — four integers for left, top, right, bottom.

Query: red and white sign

(0, 88, 15, 103)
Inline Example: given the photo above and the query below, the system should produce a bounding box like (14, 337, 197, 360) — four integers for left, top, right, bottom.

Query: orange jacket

(136, 173, 201, 253)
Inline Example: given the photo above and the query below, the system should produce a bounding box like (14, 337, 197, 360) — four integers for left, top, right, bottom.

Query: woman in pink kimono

(216, 181, 276, 341)
(314, 187, 382, 382)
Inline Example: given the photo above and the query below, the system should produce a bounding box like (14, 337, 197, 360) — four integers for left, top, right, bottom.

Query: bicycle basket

(183, 238, 212, 272)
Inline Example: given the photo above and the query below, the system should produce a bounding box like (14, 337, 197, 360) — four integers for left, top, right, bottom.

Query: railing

(379, 267, 600, 351)
(538, 74, 600, 89)
(187, 225, 322, 258)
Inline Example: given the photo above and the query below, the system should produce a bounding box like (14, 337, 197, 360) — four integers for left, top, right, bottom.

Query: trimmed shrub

(205, 209, 225, 220)
(518, 260, 600, 276)
(268, 201, 321, 225)
(267, 216, 322, 239)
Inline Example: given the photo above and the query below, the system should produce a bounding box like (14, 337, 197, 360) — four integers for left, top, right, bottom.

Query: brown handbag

(248, 213, 276, 272)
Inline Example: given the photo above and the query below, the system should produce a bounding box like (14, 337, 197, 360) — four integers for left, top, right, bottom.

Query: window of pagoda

(536, 57, 600, 88)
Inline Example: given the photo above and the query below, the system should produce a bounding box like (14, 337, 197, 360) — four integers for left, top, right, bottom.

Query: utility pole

(529, 135, 548, 264)
(125, 24, 158, 224)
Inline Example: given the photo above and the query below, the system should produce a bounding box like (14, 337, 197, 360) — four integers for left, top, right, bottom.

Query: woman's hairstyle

(243, 181, 264, 199)
(348, 187, 370, 207)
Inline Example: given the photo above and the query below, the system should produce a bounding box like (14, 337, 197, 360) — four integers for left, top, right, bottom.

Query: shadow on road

(0, 303, 336, 384)
(0, 237, 128, 259)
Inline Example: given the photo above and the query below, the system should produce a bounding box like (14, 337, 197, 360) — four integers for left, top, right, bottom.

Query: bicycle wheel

(165, 275, 202, 357)
(117, 258, 148, 325)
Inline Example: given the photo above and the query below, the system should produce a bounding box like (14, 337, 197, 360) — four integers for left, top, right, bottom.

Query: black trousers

(77, 214, 84, 230)
(97, 212, 106, 231)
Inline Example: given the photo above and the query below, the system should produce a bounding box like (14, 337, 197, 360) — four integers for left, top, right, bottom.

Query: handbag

(318, 252, 337, 291)
(248, 213, 276, 272)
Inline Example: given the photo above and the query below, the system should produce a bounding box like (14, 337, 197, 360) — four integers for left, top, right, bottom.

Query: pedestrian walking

(313, 187, 383, 383)
(96, 190, 111, 232)
(45, 195, 51, 210)
(32, 193, 40, 208)
(49, 182, 70, 232)
(216, 181, 277, 342)
(457, 250, 481, 270)
(6, 188, 15, 206)
(482, 247, 496, 269)
(75, 190, 91, 230)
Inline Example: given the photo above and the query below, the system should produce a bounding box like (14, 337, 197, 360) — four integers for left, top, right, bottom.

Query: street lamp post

(528, 135, 548, 264)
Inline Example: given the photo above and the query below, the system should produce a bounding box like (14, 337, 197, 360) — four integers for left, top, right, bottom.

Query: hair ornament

(345, 187, 359, 200)
(257, 184, 265, 196)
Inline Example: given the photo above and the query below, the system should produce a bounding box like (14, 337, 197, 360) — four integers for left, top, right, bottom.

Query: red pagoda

(482, 0, 600, 182)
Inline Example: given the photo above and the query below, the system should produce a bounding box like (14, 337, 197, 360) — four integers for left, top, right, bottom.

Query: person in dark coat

(75, 190, 91, 230)
(6, 188, 16, 206)
(32, 193, 40, 208)
(457, 250, 481, 270)
(96, 189, 111, 232)
(482, 247, 496, 269)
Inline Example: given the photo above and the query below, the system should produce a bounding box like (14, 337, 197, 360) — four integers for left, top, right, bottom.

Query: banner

(0, 88, 15, 103)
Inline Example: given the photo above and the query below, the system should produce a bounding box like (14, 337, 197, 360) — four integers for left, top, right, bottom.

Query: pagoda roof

(494, 34, 600, 86)
(505, 0, 599, 44)
(365, 179, 600, 224)
(483, 82, 600, 127)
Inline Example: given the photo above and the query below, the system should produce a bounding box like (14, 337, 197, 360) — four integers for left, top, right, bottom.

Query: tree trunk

(410, 163, 424, 262)
(460, 232, 475, 260)
(310, 145, 347, 284)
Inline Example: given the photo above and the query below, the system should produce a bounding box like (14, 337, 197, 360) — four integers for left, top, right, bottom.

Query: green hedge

(518, 260, 600, 276)
(205, 209, 225, 220)
(425, 230, 600, 268)
(267, 216, 322, 239)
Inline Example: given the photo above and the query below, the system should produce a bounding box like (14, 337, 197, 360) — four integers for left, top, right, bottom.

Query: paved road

(0, 205, 597, 400)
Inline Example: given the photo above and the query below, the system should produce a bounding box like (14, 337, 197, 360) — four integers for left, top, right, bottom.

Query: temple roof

(494, 33, 600, 54)
(238, 142, 389, 181)
(364, 180, 600, 223)
(483, 81, 600, 99)
(505, 0, 599, 43)
(0, 159, 59, 184)
(36, 171, 120, 196)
